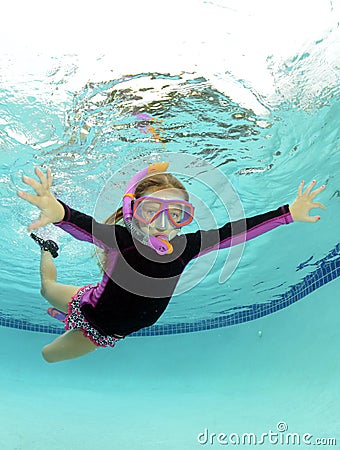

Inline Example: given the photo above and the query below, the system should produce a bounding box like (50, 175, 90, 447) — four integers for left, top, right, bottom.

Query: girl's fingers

(28, 220, 41, 231)
(311, 201, 327, 210)
(301, 214, 320, 223)
(17, 190, 41, 206)
(310, 185, 326, 199)
(304, 180, 316, 196)
(22, 174, 45, 195)
(27, 214, 51, 231)
(22, 167, 53, 195)
(35, 167, 49, 190)
(297, 181, 304, 197)
(300, 180, 325, 200)
(46, 167, 53, 188)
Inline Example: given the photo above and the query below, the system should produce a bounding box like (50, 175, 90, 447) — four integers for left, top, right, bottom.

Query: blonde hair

(98, 173, 189, 271)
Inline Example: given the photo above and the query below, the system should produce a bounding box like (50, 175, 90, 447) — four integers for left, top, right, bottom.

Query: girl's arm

(17, 167, 125, 250)
(183, 180, 326, 261)
(53, 200, 125, 250)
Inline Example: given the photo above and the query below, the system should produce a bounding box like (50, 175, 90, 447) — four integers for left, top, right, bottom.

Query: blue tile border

(1, 244, 339, 337)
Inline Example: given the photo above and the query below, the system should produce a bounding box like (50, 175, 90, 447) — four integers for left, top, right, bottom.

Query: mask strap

(122, 162, 174, 255)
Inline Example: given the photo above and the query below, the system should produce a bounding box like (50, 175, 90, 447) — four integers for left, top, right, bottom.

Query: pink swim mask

(133, 196, 194, 228)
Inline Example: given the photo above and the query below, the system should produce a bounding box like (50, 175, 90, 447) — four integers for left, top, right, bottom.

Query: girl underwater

(17, 164, 326, 363)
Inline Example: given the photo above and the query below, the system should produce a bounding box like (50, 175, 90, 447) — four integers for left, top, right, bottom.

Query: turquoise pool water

(1, 280, 339, 449)
(0, 0, 339, 448)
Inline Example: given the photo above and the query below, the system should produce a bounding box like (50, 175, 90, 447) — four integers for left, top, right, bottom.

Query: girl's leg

(39, 249, 98, 362)
(40, 250, 80, 313)
(42, 329, 97, 363)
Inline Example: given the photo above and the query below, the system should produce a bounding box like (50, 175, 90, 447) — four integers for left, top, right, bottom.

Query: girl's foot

(47, 307, 66, 322)
(30, 233, 59, 258)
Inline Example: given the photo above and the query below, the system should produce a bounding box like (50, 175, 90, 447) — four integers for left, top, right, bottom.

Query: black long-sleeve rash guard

(54, 201, 293, 337)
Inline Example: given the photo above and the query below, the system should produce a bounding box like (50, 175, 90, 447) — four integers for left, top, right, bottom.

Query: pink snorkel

(122, 162, 174, 255)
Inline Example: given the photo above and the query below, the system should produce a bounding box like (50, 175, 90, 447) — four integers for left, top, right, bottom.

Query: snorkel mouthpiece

(123, 162, 173, 255)
(148, 236, 173, 255)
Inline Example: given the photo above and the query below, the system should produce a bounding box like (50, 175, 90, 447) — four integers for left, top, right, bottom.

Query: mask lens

(135, 199, 162, 224)
(167, 202, 194, 226)
(133, 197, 194, 227)
(167, 203, 186, 224)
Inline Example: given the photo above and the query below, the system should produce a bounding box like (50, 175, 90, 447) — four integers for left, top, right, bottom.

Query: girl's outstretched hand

(17, 167, 65, 231)
(289, 180, 326, 222)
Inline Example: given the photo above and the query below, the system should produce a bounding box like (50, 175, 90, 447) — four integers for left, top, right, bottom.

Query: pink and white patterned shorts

(65, 285, 121, 348)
